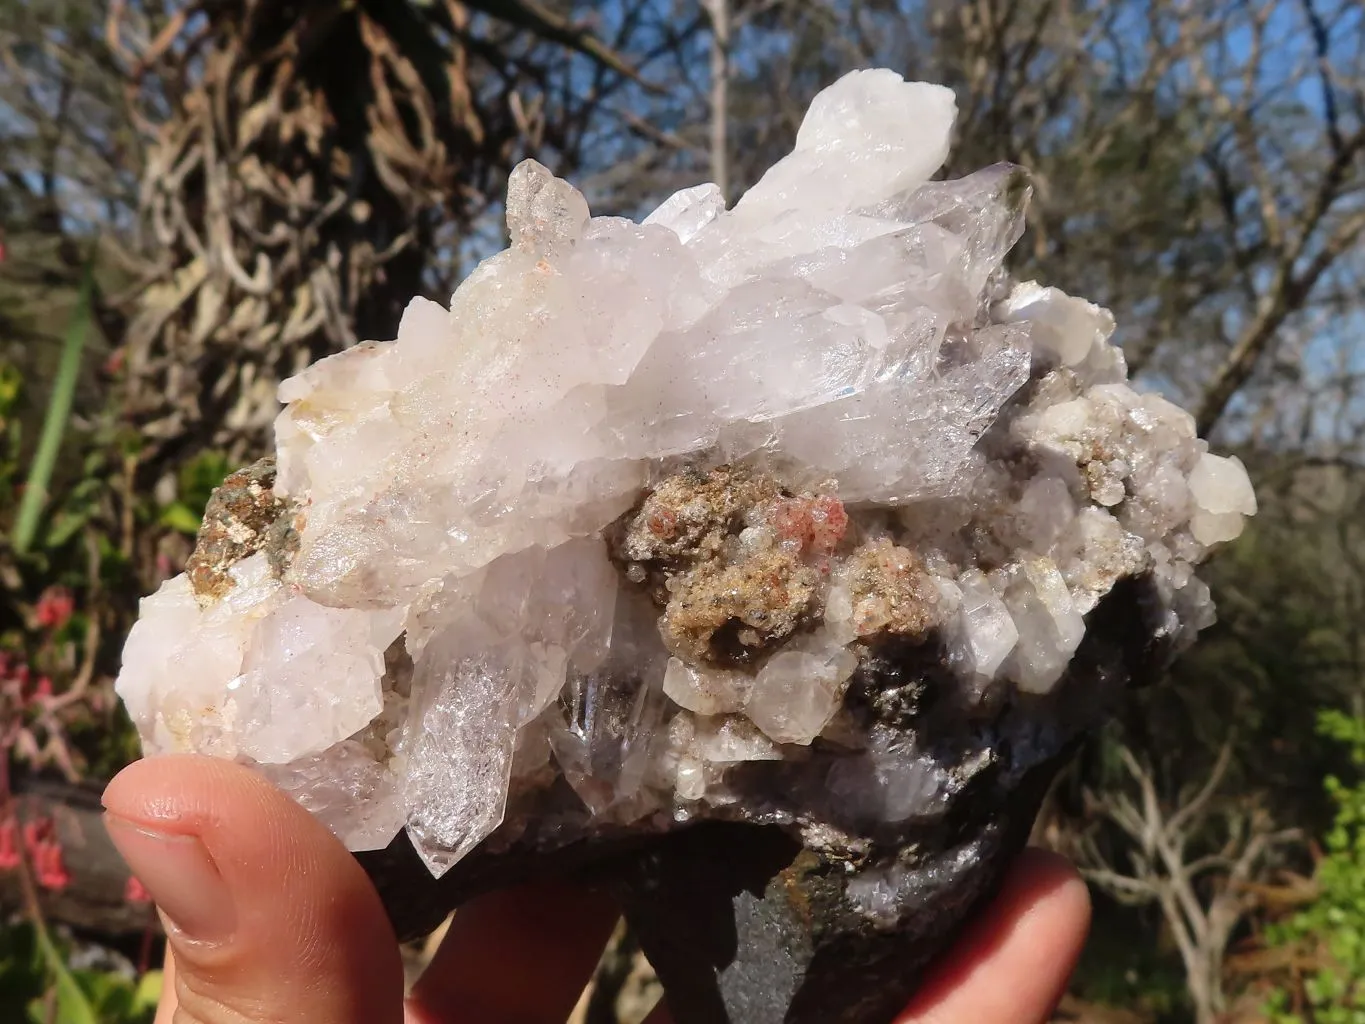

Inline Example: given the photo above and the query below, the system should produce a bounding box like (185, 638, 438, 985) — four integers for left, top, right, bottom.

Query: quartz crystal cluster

(116, 69, 1255, 887)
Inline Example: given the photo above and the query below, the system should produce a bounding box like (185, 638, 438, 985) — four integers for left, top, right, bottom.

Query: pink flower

(33, 839, 71, 890)
(0, 816, 70, 888)
(22, 818, 45, 854)
(124, 874, 153, 904)
(0, 816, 19, 871)
(34, 587, 75, 631)
(22, 818, 70, 890)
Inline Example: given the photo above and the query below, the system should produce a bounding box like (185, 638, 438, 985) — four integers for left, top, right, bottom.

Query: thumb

(103, 754, 404, 1024)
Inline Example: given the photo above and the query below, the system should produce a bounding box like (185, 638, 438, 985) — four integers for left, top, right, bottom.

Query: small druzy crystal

(116, 68, 1254, 1023)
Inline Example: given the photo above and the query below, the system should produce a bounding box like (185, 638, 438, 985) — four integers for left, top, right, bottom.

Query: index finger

(644, 848, 1091, 1024)
(898, 848, 1091, 1024)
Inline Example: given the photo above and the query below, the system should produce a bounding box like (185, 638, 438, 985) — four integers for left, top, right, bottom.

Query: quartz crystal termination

(116, 68, 1256, 1023)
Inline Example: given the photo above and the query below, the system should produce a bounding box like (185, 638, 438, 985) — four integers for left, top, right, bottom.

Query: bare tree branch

(1076, 739, 1301, 1024)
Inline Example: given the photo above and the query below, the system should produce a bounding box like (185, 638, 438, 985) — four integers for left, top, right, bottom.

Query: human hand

(102, 755, 1090, 1024)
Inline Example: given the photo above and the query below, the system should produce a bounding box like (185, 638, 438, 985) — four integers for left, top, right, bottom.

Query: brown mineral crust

(607, 462, 953, 677)
(661, 550, 821, 666)
(186, 457, 292, 602)
(613, 465, 783, 574)
(845, 538, 944, 638)
(264, 501, 304, 579)
(611, 466, 850, 666)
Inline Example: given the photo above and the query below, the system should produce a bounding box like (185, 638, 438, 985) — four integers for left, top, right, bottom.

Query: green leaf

(132, 971, 162, 1015)
(0, 362, 22, 417)
(29, 916, 97, 1024)
(176, 450, 234, 512)
(12, 254, 97, 555)
(1264, 711, 1365, 1017)
(0, 921, 45, 1013)
(43, 508, 92, 549)
(159, 501, 202, 535)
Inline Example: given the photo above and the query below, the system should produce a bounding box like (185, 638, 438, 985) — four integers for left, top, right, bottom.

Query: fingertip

(898, 849, 1091, 1024)
(105, 754, 405, 1024)
(104, 754, 283, 838)
(1004, 847, 1092, 933)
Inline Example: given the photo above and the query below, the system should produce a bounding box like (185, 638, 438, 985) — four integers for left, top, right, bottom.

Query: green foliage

(0, 361, 24, 494)
(1266, 712, 1365, 1023)
(0, 921, 159, 1024)
(158, 450, 235, 535)
(1070, 899, 1190, 1018)
(30, 906, 97, 1024)
(1152, 461, 1364, 837)
(12, 258, 96, 555)
(0, 347, 142, 782)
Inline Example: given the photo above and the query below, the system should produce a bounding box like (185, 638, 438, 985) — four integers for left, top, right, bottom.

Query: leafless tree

(98, 0, 683, 501)
(617, 1, 1365, 449)
(1074, 739, 1301, 1024)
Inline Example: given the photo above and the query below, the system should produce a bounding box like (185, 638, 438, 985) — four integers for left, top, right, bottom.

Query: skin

(101, 755, 1091, 1024)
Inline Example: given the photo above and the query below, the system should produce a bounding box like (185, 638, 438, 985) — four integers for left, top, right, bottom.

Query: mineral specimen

(116, 68, 1255, 1023)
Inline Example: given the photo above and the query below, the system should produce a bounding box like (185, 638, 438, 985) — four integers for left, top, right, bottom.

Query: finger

(631, 850, 1091, 1024)
(898, 848, 1091, 1024)
(643, 995, 670, 1024)
(103, 754, 405, 1024)
(406, 881, 620, 1024)
(153, 947, 176, 1024)
(642, 850, 1089, 1024)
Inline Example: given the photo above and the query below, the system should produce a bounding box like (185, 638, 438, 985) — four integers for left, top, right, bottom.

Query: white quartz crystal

(116, 68, 1254, 875)
(748, 638, 860, 745)
(995, 281, 1115, 366)
(663, 659, 751, 717)
(947, 570, 1019, 681)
